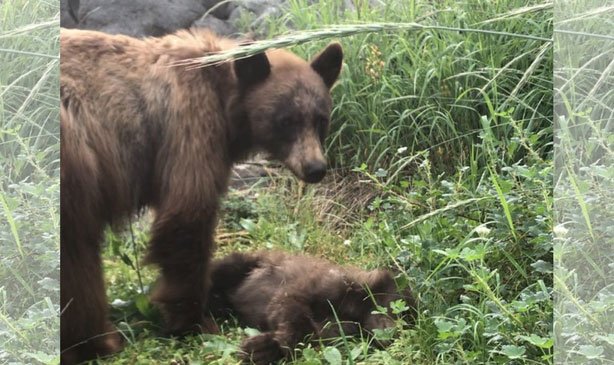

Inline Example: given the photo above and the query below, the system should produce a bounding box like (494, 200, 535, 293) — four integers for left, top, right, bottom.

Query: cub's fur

(60, 27, 342, 364)
(209, 251, 416, 365)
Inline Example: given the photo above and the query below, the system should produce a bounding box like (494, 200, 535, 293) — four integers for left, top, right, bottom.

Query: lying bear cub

(208, 251, 416, 364)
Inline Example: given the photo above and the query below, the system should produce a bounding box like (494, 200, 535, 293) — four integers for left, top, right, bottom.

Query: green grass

(0, 0, 60, 364)
(552, 1, 613, 363)
(94, 0, 555, 364)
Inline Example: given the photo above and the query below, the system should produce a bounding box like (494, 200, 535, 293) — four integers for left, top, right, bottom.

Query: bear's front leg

(146, 212, 219, 335)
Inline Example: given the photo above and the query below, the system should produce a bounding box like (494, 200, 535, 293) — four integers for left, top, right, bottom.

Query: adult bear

(60, 28, 342, 364)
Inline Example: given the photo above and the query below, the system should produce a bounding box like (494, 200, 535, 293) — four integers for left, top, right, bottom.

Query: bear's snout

(303, 159, 327, 183)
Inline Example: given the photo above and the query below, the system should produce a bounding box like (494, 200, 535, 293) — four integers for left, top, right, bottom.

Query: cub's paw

(240, 332, 283, 365)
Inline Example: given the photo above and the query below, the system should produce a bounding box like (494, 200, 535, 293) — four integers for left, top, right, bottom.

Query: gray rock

(240, 0, 284, 15)
(203, 0, 237, 20)
(251, 5, 282, 30)
(60, 0, 79, 28)
(63, 0, 387, 37)
(226, 0, 286, 35)
(75, 0, 210, 37)
(63, 0, 296, 38)
(228, 6, 247, 25)
(193, 14, 236, 37)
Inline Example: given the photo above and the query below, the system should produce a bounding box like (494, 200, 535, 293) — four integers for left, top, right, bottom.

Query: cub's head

(233, 43, 343, 183)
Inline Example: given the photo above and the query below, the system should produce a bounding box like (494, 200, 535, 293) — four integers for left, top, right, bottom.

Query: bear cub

(208, 251, 416, 364)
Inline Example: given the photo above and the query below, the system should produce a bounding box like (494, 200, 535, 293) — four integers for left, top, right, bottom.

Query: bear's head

(233, 43, 343, 183)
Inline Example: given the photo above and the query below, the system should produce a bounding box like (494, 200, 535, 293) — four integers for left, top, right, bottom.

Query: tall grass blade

(174, 23, 552, 67)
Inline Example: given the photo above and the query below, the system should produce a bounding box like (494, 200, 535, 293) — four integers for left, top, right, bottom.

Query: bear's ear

(311, 42, 343, 89)
(365, 270, 395, 294)
(234, 52, 271, 89)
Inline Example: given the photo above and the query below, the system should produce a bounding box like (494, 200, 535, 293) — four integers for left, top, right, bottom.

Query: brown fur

(208, 251, 416, 365)
(60, 27, 342, 364)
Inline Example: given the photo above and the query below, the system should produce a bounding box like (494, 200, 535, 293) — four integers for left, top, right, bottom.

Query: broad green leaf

(501, 345, 526, 359)
(578, 345, 604, 359)
(323, 346, 342, 365)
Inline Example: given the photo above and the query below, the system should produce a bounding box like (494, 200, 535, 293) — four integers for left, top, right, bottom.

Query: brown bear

(208, 251, 416, 365)
(60, 27, 343, 364)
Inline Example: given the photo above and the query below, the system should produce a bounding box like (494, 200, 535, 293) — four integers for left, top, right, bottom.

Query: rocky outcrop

(62, 0, 210, 37)
(60, 0, 288, 37)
